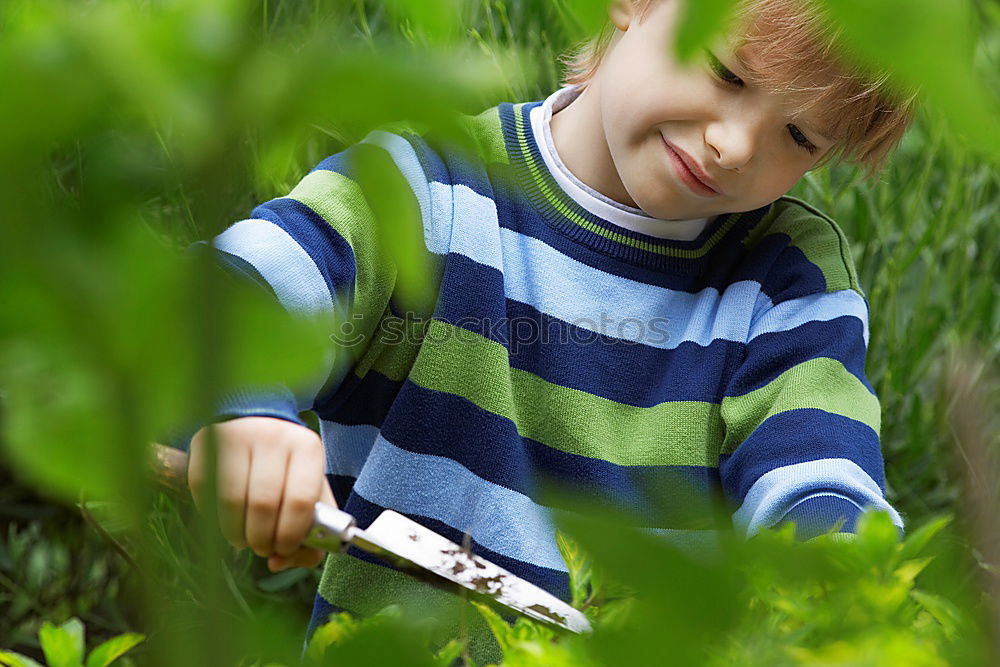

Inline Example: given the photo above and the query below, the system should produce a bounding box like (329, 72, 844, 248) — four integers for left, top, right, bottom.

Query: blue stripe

(777, 492, 863, 540)
(318, 388, 724, 529)
(750, 289, 869, 346)
(351, 434, 568, 572)
(209, 247, 280, 302)
(728, 316, 873, 396)
(731, 457, 902, 537)
(248, 198, 357, 315)
(305, 594, 344, 651)
(328, 474, 357, 510)
(740, 232, 829, 302)
(359, 131, 433, 232)
(213, 219, 335, 317)
(320, 421, 378, 477)
(719, 408, 886, 502)
(498, 227, 763, 349)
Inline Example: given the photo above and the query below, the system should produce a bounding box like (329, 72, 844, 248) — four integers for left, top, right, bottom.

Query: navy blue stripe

(249, 197, 357, 309)
(750, 237, 828, 303)
(492, 174, 750, 292)
(315, 369, 401, 425)
(726, 316, 873, 397)
(503, 298, 742, 405)
(719, 408, 886, 503)
(323, 108, 829, 301)
(777, 494, 861, 540)
(435, 252, 742, 405)
(343, 492, 571, 601)
(434, 251, 509, 340)
(329, 473, 356, 509)
(373, 379, 726, 529)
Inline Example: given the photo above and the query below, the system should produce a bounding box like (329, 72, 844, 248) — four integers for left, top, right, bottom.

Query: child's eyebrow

(728, 44, 838, 145)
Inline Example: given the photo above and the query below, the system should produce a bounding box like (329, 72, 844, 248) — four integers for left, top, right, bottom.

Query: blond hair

(560, 0, 917, 180)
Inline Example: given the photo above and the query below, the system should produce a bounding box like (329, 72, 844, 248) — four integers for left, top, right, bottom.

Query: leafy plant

(0, 618, 144, 667)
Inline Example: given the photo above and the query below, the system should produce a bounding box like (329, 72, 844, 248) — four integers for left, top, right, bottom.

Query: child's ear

(608, 0, 636, 32)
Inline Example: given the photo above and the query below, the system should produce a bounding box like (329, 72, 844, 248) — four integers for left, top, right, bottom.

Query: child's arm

(718, 286, 902, 541)
(175, 134, 427, 570)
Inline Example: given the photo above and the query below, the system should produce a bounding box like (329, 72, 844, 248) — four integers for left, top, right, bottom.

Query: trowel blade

(351, 509, 591, 634)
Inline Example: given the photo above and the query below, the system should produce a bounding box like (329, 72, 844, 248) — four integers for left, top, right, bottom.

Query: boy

(180, 0, 914, 652)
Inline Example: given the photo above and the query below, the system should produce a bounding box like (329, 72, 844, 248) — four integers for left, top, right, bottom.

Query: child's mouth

(662, 138, 722, 198)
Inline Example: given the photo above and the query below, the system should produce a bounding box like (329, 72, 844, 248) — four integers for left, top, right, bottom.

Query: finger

(272, 443, 325, 557)
(216, 439, 252, 550)
(268, 545, 325, 573)
(244, 445, 290, 558)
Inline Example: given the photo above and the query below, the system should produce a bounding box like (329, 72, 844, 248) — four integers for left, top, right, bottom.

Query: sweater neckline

(531, 86, 710, 241)
(501, 97, 769, 274)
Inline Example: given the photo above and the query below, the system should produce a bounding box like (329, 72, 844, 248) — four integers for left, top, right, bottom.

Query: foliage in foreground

(295, 510, 982, 667)
(0, 618, 144, 667)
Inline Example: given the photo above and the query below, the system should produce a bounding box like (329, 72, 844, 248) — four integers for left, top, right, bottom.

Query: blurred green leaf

(898, 514, 952, 563)
(823, 0, 1000, 163)
(674, 0, 736, 62)
(255, 567, 311, 593)
(554, 530, 592, 609)
(84, 632, 145, 667)
(350, 141, 436, 316)
(0, 651, 46, 667)
(38, 618, 85, 667)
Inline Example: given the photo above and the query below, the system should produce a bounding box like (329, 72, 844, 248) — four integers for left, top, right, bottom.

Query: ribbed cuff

(777, 492, 863, 541)
(159, 385, 306, 452)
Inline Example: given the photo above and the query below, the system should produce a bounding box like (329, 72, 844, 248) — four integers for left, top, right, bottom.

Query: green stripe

(352, 312, 427, 381)
(407, 319, 724, 467)
(317, 553, 501, 662)
(745, 197, 863, 296)
(319, 552, 455, 618)
(512, 104, 742, 260)
(720, 357, 880, 455)
(288, 169, 397, 337)
(463, 106, 510, 166)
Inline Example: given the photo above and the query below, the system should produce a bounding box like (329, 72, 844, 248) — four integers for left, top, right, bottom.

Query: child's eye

(704, 49, 744, 88)
(788, 124, 819, 155)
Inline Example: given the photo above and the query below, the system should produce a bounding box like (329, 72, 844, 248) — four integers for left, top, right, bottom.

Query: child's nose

(704, 117, 759, 173)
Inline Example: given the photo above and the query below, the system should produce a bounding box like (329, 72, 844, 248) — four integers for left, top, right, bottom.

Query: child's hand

(187, 416, 336, 573)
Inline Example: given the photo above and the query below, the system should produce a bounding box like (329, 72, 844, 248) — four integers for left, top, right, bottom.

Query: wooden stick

(150, 442, 190, 496)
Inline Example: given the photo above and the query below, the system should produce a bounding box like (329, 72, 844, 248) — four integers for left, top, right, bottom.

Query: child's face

(594, 0, 835, 219)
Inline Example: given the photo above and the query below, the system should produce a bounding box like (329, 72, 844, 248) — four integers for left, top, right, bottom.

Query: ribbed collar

(501, 96, 771, 274)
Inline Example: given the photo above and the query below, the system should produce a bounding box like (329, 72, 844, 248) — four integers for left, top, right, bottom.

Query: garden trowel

(151, 443, 591, 634)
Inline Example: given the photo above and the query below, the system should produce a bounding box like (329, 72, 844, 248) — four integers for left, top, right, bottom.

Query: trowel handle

(304, 501, 357, 550)
(150, 442, 357, 551)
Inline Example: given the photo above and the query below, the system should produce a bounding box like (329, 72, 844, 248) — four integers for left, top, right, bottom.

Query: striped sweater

(197, 90, 903, 643)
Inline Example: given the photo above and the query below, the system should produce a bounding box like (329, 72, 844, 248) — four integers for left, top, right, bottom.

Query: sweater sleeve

(718, 287, 904, 541)
(166, 131, 430, 449)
